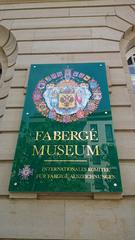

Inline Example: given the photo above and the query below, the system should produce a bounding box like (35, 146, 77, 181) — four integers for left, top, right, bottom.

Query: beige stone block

(34, 28, 91, 41)
(16, 52, 123, 69)
(91, 27, 123, 41)
(12, 29, 35, 41)
(106, 16, 131, 32)
(110, 86, 131, 106)
(0, 108, 22, 131)
(11, 16, 106, 30)
(115, 6, 135, 25)
(0, 162, 11, 195)
(0, 133, 18, 160)
(18, 39, 120, 54)
(112, 106, 135, 130)
(109, 68, 127, 85)
(65, 199, 135, 240)
(0, 199, 64, 239)
(11, 69, 28, 87)
(6, 88, 25, 108)
(115, 131, 135, 160)
(13, 27, 123, 42)
(70, 6, 115, 16)
(1, 8, 69, 19)
(121, 162, 135, 195)
(18, 42, 32, 54)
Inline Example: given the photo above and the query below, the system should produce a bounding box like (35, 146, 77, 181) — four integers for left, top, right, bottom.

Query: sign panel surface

(9, 63, 122, 192)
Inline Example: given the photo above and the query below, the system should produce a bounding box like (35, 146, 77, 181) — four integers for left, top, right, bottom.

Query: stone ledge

(8, 192, 122, 200)
(94, 192, 123, 200)
(9, 192, 37, 199)
(38, 192, 93, 200)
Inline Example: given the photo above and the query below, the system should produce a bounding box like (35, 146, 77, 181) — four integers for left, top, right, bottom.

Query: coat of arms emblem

(32, 67, 102, 123)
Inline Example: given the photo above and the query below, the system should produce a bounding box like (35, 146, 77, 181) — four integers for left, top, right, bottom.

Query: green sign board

(9, 63, 122, 193)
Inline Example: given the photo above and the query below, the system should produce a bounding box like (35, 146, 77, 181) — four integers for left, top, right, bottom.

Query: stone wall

(0, 1, 135, 239)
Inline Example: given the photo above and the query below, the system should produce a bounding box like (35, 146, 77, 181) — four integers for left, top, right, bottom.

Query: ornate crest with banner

(9, 63, 122, 193)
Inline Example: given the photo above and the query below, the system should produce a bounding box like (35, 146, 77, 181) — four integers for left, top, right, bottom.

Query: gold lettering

(43, 132, 51, 140)
(57, 145, 65, 156)
(78, 131, 88, 141)
(62, 131, 70, 140)
(75, 145, 84, 156)
(54, 131, 61, 140)
(35, 131, 44, 141)
(89, 130, 98, 141)
(86, 145, 100, 156)
(70, 131, 79, 140)
(46, 145, 56, 156)
(65, 145, 74, 156)
(32, 145, 45, 156)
